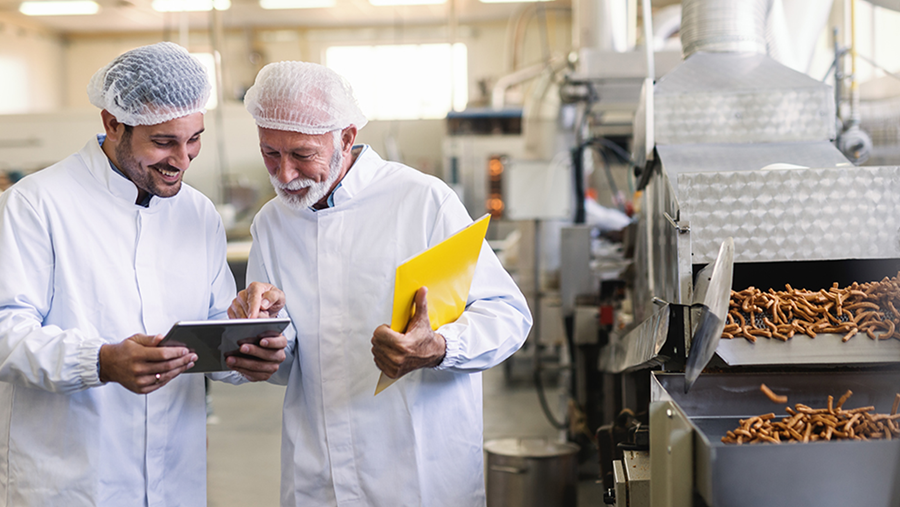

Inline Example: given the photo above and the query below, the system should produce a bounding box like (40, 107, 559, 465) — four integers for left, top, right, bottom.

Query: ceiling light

(260, 0, 336, 8)
(368, 0, 444, 5)
(479, 0, 550, 3)
(19, 1, 99, 15)
(151, 0, 231, 12)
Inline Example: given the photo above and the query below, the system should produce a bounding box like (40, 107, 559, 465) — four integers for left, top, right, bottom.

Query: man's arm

(370, 195, 532, 379)
(369, 247, 532, 378)
(371, 287, 446, 379)
(0, 189, 100, 393)
(0, 189, 203, 394)
(428, 239, 532, 373)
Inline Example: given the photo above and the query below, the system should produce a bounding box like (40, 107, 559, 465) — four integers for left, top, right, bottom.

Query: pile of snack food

(723, 274, 900, 343)
(720, 385, 900, 445)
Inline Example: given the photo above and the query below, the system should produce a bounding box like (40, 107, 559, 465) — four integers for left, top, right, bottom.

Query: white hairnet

(243, 61, 368, 135)
(87, 42, 211, 126)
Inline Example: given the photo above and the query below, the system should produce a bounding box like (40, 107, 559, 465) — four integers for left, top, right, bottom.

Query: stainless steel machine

(650, 370, 900, 507)
(594, 1, 900, 505)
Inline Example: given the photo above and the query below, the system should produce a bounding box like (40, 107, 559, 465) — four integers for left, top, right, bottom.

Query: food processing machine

(649, 370, 900, 507)
(593, 1, 900, 505)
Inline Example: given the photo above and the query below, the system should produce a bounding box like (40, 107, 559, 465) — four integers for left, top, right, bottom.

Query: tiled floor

(206, 357, 604, 506)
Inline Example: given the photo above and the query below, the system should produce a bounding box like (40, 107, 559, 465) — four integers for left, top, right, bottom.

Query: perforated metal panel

(657, 141, 850, 181)
(655, 53, 835, 145)
(679, 166, 900, 264)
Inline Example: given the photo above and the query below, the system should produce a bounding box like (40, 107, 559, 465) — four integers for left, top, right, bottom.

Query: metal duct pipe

(680, 0, 771, 58)
(572, 0, 633, 53)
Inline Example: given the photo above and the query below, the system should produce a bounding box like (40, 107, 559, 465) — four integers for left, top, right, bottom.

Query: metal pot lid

(484, 438, 579, 458)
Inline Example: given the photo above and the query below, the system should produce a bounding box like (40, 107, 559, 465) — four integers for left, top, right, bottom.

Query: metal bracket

(649, 401, 694, 507)
(652, 297, 669, 307)
(663, 211, 690, 234)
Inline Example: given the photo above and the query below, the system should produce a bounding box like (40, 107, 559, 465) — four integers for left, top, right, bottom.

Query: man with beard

(0, 42, 286, 507)
(229, 61, 532, 506)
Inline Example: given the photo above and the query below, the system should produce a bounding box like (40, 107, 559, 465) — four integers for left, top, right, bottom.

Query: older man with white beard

(229, 61, 532, 507)
(264, 127, 345, 210)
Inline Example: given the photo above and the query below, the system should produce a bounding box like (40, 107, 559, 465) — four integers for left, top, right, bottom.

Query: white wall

(0, 110, 100, 173)
(63, 34, 170, 110)
(0, 15, 64, 114)
(857, 3, 900, 82)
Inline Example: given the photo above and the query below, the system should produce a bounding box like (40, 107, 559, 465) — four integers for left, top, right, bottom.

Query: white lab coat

(247, 146, 532, 507)
(0, 136, 238, 506)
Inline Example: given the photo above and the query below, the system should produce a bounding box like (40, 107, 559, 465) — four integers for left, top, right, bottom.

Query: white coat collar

(295, 144, 380, 215)
(80, 135, 170, 210)
(319, 144, 379, 211)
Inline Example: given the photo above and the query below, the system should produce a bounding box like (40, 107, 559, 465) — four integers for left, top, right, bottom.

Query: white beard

(271, 143, 343, 211)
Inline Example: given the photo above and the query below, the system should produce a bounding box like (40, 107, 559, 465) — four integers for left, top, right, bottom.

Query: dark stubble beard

(115, 128, 182, 199)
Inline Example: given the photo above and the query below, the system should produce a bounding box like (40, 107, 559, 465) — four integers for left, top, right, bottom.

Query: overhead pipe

(491, 54, 566, 110)
(209, 6, 229, 204)
(680, 0, 769, 58)
(641, 0, 654, 81)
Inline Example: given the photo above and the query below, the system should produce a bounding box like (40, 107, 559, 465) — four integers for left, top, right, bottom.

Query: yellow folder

(374, 214, 491, 395)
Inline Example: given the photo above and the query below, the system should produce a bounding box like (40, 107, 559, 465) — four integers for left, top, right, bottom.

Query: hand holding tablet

(159, 318, 291, 373)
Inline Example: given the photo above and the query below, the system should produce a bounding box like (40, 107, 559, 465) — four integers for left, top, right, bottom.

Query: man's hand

(228, 282, 285, 319)
(98, 334, 197, 394)
(226, 281, 289, 381)
(371, 287, 447, 379)
(225, 334, 288, 382)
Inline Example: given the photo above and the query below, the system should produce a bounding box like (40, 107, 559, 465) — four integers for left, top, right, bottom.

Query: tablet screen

(159, 318, 291, 373)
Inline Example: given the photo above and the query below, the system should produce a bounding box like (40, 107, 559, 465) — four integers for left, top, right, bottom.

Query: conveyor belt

(716, 331, 900, 365)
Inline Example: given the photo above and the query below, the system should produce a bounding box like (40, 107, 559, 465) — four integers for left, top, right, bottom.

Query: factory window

(190, 52, 218, 110)
(0, 57, 28, 114)
(325, 43, 467, 120)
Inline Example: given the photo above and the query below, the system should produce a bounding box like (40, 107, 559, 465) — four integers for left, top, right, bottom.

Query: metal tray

(651, 371, 900, 507)
(716, 332, 900, 365)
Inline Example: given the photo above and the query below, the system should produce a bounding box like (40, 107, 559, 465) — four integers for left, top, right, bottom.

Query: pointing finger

(246, 288, 263, 319)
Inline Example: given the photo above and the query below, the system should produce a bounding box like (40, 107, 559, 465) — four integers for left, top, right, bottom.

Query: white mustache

(277, 178, 317, 191)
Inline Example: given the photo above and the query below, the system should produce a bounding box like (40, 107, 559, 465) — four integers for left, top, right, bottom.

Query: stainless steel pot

(484, 437, 579, 507)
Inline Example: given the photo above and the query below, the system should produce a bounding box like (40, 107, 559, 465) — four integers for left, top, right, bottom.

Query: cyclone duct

(650, 0, 837, 148)
(680, 0, 769, 58)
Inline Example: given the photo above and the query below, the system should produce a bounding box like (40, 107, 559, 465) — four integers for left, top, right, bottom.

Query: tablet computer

(159, 318, 291, 373)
